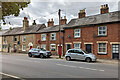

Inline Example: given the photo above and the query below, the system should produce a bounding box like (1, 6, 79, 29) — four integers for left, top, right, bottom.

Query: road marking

(56, 64, 105, 72)
(0, 72, 24, 80)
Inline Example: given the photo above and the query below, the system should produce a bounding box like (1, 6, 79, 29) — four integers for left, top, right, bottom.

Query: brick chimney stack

(61, 16, 67, 25)
(32, 20, 36, 25)
(100, 4, 109, 14)
(78, 9, 86, 18)
(47, 18, 54, 27)
(23, 17, 29, 30)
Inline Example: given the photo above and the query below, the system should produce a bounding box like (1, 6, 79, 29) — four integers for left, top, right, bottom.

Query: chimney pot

(100, 4, 109, 14)
(78, 9, 86, 18)
(64, 16, 66, 19)
(24, 17, 27, 20)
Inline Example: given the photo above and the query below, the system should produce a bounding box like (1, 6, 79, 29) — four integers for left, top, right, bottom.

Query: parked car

(65, 49, 96, 62)
(28, 48, 52, 58)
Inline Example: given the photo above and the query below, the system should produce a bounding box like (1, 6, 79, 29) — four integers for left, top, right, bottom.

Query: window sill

(74, 37, 80, 38)
(97, 53, 107, 55)
(97, 35, 107, 37)
(51, 40, 56, 41)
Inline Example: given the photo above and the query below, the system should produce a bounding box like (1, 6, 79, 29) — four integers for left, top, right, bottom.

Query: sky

(1, 0, 120, 29)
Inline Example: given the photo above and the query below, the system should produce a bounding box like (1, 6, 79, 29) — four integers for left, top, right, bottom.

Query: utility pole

(58, 9, 61, 58)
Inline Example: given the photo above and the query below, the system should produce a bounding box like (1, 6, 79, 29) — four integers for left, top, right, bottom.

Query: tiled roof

(64, 11, 120, 28)
(3, 24, 46, 36)
(36, 24, 67, 33)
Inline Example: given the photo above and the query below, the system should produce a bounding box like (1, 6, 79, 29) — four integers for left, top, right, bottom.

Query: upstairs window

(74, 29, 80, 38)
(41, 34, 46, 41)
(14, 36, 17, 42)
(98, 26, 107, 36)
(4, 37, 6, 43)
(23, 36, 26, 42)
(51, 33, 56, 41)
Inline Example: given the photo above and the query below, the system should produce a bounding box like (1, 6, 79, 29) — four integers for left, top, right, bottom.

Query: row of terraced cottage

(1, 4, 120, 59)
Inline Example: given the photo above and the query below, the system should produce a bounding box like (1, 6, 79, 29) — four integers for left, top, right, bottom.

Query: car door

(68, 50, 77, 59)
(75, 50, 85, 60)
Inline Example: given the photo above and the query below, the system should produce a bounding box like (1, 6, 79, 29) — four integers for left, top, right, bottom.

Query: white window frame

(98, 26, 107, 36)
(22, 45, 26, 51)
(41, 34, 46, 41)
(74, 43, 81, 49)
(74, 29, 81, 38)
(98, 43, 107, 54)
(51, 33, 56, 41)
(41, 44, 46, 49)
(50, 44, 56, 51)
(23, 36, 26, 42)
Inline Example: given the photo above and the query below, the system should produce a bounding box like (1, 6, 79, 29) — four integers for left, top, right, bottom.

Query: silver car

(65, 49, 96, 62)
(28, 48, 52, 58)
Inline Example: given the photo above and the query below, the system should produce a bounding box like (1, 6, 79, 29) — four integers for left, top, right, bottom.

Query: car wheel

(28, 53, 32, 57)
(66, 56, 71, 61)
(40, 54, 44, 58)
(86, 57, 91, 62)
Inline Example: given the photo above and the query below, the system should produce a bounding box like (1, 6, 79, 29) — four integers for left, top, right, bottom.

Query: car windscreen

(40, 48, 46, 51)
(83, 50, 89, 54)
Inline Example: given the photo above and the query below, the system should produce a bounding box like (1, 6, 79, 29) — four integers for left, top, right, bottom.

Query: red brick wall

(36, 32, 64, 55)
(64, 23, 119, 59)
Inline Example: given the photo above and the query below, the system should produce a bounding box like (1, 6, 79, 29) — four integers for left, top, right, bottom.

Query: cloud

(1, 1, 119, 29)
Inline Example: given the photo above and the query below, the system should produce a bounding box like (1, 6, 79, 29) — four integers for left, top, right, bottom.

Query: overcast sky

(1, 0, 119, 29)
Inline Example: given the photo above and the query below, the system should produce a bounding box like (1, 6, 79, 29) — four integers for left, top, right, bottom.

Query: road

(0, 53, 118, 79)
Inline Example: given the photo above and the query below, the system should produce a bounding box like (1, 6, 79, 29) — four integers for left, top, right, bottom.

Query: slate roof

(3, 24, 46, 36)
(0, 29, 9, 36)
(64, 11, 120, 28)
(36, 24, 67, 33)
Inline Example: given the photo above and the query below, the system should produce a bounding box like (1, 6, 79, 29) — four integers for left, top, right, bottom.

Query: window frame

(22, 45, 26, 51)
(41, 44, 46, 50)
(74, 43, 81, 49)
(98, 26, 107, 36)
(23, 36, 26, 42)
(74, 29, 81, 38)
(51, 33, 56, 41)
(50, 44, 56, 51)
(98, 43, 107, 54)
(41, 34, 46, 41)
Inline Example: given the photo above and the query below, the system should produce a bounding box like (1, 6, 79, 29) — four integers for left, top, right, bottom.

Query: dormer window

(98, 26, 107, 36)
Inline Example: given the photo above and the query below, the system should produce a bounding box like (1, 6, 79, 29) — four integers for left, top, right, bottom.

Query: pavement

(1, 52, 118, 64)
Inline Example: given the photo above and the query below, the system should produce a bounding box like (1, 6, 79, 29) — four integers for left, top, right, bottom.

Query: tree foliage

(2, 2, 30, 24)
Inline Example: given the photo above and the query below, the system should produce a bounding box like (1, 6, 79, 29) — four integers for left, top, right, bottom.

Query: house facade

(0, 29, 8, 52)
(2, 17, 46, 53)
(64, 4, 120, 59)
(36, 17, 67, 55)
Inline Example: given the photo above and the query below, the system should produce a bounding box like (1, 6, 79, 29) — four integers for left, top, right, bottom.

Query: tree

(1, 2, 30, 24)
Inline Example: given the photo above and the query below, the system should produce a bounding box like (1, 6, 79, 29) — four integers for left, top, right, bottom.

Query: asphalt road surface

(0, 53, 118, 79)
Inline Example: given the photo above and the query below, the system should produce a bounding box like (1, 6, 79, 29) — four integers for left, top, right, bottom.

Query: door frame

(57, 44, 63, 55)
(66, 43, 72, 51)
(112, 44, 119, 59)
(85, 44, 92, 53)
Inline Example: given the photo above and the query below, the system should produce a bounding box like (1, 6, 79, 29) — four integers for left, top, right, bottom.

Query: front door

(112, 44, 119, 59)
(66, 44, 71, 50)
(86, 44, 92, 53)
